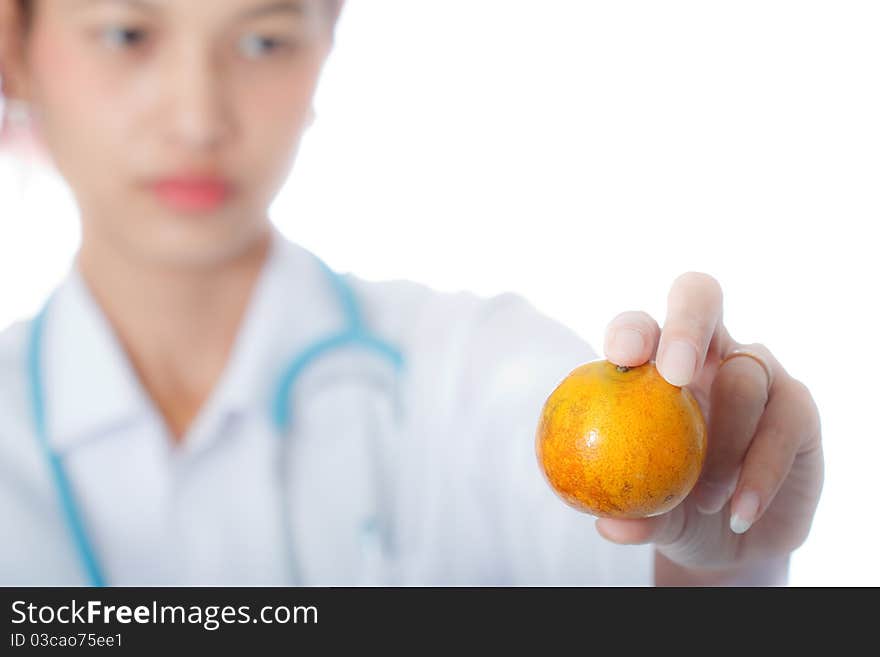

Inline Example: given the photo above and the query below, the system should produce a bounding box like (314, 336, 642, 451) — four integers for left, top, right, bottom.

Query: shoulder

(342, 272, 595, 409)
(341, 271, 487, 345)
(342, 270, 595, 362)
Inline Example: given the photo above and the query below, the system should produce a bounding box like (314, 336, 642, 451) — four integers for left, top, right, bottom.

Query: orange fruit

(535, 359, 707, 518)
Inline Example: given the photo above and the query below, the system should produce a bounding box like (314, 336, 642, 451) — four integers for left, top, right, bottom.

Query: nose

(162, 46, 234, 152)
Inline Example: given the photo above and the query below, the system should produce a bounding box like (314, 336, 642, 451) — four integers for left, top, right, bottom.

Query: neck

(75, 227, 275, 443)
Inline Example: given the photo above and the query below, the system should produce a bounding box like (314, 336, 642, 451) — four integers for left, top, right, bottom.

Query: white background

(1, 1, 878, 585)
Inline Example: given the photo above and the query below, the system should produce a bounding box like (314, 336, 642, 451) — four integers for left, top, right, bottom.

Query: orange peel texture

(535, 359, 707, 518)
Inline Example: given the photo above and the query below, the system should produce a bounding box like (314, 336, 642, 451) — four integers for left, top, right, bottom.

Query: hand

(597, 272, 824, 572)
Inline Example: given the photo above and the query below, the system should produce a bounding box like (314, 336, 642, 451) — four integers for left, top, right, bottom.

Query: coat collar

(41, 228, 344, 454)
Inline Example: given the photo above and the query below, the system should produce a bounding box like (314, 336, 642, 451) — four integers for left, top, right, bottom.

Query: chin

(123, 219, 267, 269)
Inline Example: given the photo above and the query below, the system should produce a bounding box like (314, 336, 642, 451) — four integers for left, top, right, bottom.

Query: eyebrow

(239, 1, 306, 20)
(74, 0, 157, 11)
(74, 0, 306, 19)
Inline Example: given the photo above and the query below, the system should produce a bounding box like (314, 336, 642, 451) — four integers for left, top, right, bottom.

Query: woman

(0, 0, 823, 586)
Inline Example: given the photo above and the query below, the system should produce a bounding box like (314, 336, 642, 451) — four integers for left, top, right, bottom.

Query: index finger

(657, 272, 731, 387)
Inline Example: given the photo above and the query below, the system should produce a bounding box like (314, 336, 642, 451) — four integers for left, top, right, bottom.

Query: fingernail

(694, 480, 734, 515)
(660, 340, 696, 386)
(730, 491, 761, 534)
(609, 328, 645, 361)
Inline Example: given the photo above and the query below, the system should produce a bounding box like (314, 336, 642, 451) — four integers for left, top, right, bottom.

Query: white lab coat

(0, 228, 653, 586)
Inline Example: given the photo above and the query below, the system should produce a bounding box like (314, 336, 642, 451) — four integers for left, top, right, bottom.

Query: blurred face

(17, 0, 339, 268)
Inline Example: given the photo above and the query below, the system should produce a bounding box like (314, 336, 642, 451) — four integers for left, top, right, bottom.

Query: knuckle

(795, 518, 817, 549)
(788, 377, 822, 445)
(784, 377, 815, 418)
(781, 522, 815, 555)
(744, 341, 770, 358)
(788, 378, 814, 408)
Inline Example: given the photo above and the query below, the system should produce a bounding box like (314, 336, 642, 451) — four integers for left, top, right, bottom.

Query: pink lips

(151, 177, 232, 212)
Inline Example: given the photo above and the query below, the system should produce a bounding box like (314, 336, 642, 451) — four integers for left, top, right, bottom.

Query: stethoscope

(26, 251, 406, 587)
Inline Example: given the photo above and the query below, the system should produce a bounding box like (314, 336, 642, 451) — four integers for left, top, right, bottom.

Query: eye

(239, 33, 295, 59)
(99, 25, 148, 50)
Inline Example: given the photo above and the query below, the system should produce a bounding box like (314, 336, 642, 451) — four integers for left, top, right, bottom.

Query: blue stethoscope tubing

(26, 252, 406, 587)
